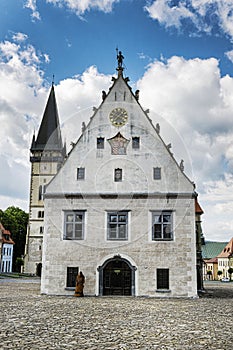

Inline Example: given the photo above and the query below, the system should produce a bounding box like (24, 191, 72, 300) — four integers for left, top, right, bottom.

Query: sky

(1, 0, 233, 242)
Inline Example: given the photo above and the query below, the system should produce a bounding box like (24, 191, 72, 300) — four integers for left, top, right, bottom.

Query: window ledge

(65, 287, 75, 291)
(156, 289, 171, 293)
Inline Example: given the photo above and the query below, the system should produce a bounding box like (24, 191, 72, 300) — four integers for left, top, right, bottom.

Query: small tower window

(153, 167, 161, 180)
(132, 137, 140, 149)
(77, 167, 85, 180)
(114, 168, 122, 182)
(97, 137, 104, 149)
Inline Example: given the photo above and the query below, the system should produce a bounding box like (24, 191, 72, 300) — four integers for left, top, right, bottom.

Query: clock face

(109, 107, 128, 127)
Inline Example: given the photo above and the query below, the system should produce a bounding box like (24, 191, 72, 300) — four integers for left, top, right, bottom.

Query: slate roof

(202, 241, 228, 259)
(31, 84, 63, 152)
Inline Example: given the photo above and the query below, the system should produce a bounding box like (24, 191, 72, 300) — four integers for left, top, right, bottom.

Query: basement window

(66, 267, 79, 287)
(157, 268, 169, 290)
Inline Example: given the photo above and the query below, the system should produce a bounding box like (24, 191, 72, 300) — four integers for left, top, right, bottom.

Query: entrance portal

(98, 256, 136, 296)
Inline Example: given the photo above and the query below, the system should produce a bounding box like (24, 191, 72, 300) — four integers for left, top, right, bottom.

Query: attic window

(114, 168, 122, 182)
(132, 137, 140, 149)
(153, 167, 161, 180)
(97, 137, 104, 149)
(77, 167, 85, 180)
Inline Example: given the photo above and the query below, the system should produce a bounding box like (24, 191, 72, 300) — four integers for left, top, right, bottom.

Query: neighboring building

(202, 241, 226, 281)
(204, 257, 218, 280)
(24, 83, 66, 276)
(41, 54, 202, 297)
(0, 223, 15, 273)
(217, 238, 233, 279)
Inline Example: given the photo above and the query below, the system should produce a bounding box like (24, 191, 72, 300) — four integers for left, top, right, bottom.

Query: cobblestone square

(0, 279, 232, 349)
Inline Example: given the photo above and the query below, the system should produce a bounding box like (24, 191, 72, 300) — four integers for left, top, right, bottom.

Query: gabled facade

(0, 223, 15, 273)
(41, 57, 199, 297)
(24, 84, 65, 276)
(217, 237, 233, 279)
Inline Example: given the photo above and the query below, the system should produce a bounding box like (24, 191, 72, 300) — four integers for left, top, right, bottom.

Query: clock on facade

(109, 107, 128, 127)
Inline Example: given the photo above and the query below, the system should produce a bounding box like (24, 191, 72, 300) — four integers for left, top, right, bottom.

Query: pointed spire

(31, 84, 63, 152)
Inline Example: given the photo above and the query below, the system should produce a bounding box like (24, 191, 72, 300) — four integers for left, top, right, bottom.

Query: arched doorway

(98, 256, 136, 296)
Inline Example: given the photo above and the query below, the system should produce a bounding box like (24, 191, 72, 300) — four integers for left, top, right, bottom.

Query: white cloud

(225, 50, 233, 63)
(12, 32, 28, 43)
(46, 0, 119, 15)
(24, 0, 41, 20)
(145, 1, 233, 39)
(137, 56, 233, 240)
(0, 37, 49, 210)
(145, 0, 195, 28)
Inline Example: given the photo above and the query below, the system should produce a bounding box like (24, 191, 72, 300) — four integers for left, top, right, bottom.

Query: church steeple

(31, 84, 63, 152)
(25, 83, 65, 275)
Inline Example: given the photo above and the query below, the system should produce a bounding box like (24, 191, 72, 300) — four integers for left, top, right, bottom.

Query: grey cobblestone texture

(0, 279, 232, 349)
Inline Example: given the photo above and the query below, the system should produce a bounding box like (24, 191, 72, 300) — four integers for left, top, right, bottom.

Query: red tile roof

(217, 237, 233, 258)
(0, 223, 15, 245)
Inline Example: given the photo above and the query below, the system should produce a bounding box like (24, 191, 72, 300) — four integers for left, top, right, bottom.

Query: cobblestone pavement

(0, 279, 232, 350)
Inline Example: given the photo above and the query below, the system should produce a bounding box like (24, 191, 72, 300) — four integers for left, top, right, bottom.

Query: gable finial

(116, 47, 124, 76)
(52, 74, 55, 86)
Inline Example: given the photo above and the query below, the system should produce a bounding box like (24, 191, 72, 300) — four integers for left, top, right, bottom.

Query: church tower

(24, 83, 65, 275)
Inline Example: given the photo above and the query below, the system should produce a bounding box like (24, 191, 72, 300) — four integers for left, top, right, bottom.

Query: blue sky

(1, 0, 233, 242)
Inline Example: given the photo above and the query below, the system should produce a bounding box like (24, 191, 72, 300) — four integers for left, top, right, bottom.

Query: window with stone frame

(97, 137, 105, 149)
(77, 167, 85, 180)
(64, 211, 85, 240)
(107, 211, 128, 240)
(153, 167, 161, 180)
(157, 268, 169, 290)
(66, 267, 79, 287)
(132, 137, 140, 149)
(114, 168, 122, 182)
(152, 211, 173, 241)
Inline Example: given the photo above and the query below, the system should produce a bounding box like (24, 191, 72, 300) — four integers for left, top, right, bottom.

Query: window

(66, 267, 79, 287)
(64, 211, 85, 240)
(114, 168, 122, 182)
(153, 167, 161, 180)
(132, 137, 140, 149)
(38, 185, 43, 201)
(38, 211, 44, 218)
(107, 212, 128, 240)
(97, 137, 104, 149)
(157, 268, 169, 290)
(152, 211, 173, 240)
(77, 167, 85, 180)
(40, 226, 44, 234)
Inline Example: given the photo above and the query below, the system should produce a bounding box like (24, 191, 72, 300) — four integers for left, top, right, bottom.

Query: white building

(41, 56, 200, 297)
(0, 223, 15, 273)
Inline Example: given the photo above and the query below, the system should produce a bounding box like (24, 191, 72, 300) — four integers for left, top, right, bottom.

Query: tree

(228, 268, 233, 281)
(0, 206, 28, 271)
(217, 270, 223, 280)
(207, 270, 212, 280)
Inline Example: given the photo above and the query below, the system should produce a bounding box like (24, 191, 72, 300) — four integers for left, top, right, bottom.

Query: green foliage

(0, 206, 28, 271)
(217, 270, 223, 276)
(228, 267, 233, 281)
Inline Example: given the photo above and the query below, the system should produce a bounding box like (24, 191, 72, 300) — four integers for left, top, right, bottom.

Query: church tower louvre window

(24, 82, 66, 275)
(35, 50, 203, 298)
